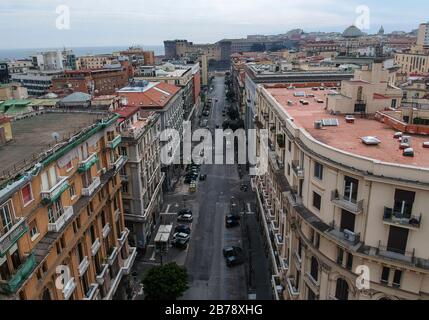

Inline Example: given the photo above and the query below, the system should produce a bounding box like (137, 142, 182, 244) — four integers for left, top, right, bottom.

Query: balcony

(376, 241, 416, 265)
(102, 223, 111, 239)
(78, 256, 90, 276)
(280, 258, 289, 273)
(96, 264, 109, 285)
(291, 161, 304, 179)
(78, 153, 99, 173)
(271, 275, 285, 300)
(122, 247, 137, 275)
(48, 206, 74, 233)
(0, 253, 36, 294)
(81, 177, 101, 197)
(274, 233, 284, 251)
(0, 218, 28, 257)
(63, 277, 77, 300)
(330, 190, 364, 214)
(327, 223, 361, 247)
(118, 228, 130, 248)
(83, 283, 100, 300)
(108, 247, 119, 266)
(41, 176, 69, 205)
(107, 135, 122, 149)
(108, 155, 128, 171)
(383, 207, 422, 230)
(286, 277, 300, 299)
(114, 208, 121, 222)
(91, 238, 101, 256)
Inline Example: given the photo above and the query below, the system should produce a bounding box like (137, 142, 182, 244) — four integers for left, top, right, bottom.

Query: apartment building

(253, 62, 429, 300)
(117, 107, 164, 250)
(417, 22, 429, 49)
(135, 62, 201, 120)
(11, 70, 64, 97)
(0, 62, 9, 84)
(117, 80, 184, 191)
(164, 40, 221, 62)
(7, 60, 33, 74)
(76, 55, 118, 71)
(0, 110, 136, 300)
(51, 67, 129, 97)
(0, 83, 28, 100)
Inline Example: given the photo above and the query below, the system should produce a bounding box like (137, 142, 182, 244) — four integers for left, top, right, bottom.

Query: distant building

(417, 22, 429, 48)
(76, 54, 117, 70)
(11, 70, 63, 97)
(7, 59, 33, 74)
(0, 115, 12, 145)
(0, 62, 9, 84)
(0, 82, 28, 100)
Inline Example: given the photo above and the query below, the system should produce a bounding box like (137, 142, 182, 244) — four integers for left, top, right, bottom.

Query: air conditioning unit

(343, 229, 357, 242)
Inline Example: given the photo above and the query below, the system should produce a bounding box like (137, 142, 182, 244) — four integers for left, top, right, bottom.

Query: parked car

(172, 237, 189, 250)
(178, 214, 193, 223)
(226, 214, 240, 221)
(203, 111, 210, 117)
(173, 232, 190, 241)
(199, 174, 207, 181)
(223, 246, 243, 258)
(184, 176, 194, 184)
(226, 255, 245, 268)
(226, 219, 239, 228)
(178, 209, 193, 216)
(175, 225, 191, 234)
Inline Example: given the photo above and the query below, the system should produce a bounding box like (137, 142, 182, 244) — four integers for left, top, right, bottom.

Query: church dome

(343, 25, 364, 38)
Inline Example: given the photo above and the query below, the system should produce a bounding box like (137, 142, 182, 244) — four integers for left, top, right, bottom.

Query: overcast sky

(0, 0, 428, 49)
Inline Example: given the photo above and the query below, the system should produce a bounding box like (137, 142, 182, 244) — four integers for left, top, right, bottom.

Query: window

(0, 256, 11, 281)
(29, 220, 39, 240)
(310, 257, 319, 282)
(314, 162, 323, 180)
(335, 278, 349, 300)
(121, 183, 129, 194)
(48, 199, 64, 223)
(10, 245, 21, 270)
(21, 184, 34, 206)
(89, 225, 96, 243)
(344, 176, 359, 203)
(381, 267, 390, 284)
(287, 164, 291, 176)
(0, 201, 13, 234)
(288, 140, 292, 152)
(314, 233, 320, 249)
(393, 189, 415, 218)
(312, 192, 322, 211)
(69, 184, 76, 199)
(337, 248, 344, 265)
(346, 253, 353, 271)
(77, 242, 84, 264)
(393, 270, 402, 288)
(66, 161, 73, 172)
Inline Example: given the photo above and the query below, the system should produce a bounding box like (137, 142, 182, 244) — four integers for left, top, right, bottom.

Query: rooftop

(266, 87, 429, 168)
(0, 112, 106, 177)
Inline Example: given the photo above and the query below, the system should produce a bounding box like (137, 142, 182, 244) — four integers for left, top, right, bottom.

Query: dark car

(199, 174, 207, 181)
(184, 176, 194, 184)
(172, 237, 189, 250)
(226, 214, 240, 221)
(223, 246, 243, 258)
(175, 225, 191, 234)
(226, 219, 239, 228)
(177, 214, 193, 223)
(178, 209, 193, 216)
(226, 255, 244, 268)
(203, 111, 210, 117)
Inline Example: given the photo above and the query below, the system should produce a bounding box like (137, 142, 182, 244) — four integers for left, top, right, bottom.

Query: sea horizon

(0, 45, 165, 60)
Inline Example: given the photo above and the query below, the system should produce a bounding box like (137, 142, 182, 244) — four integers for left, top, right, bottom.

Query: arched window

(310, 257, 319, 282)
(335, 278, 349, 300)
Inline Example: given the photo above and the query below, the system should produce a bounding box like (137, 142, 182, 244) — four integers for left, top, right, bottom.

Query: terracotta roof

(116, 106, 140, 119)
(119, 82, 181, 109)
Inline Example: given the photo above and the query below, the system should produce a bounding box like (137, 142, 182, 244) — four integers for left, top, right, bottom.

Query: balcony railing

(96, 264, 109, 285)
(78, 256, 90, 276)
(48, 206, 74, 233)
(328, 223, 361, 246)
(330, 190, 364, 214)
(383, 207, 422, 229)
(291, 161, 304, 178)
(376, 241, 416, 265)
(0, 253, 36, 294)
(271, 275, 285, 300)
(63, 277, 77, 300)
(108, 247, 119, 266)
(107, 135, 122, 149)
(83, 283, 100, 300)
(78, 153, 99, 173)
(286, 277, 300, 298)
(91, 238, 101, 256)
(0, 218, 28, 257)
(41, 176, 69, 205)
(118, 228, 130, 248)
(102, 223, 111, 239)
(108, 155, 127, 171)
(81, 177, 101, 197)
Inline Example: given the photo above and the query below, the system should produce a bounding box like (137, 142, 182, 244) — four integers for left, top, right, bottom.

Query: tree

(227, 107, 240, 120)
(142, 263, 189, 300)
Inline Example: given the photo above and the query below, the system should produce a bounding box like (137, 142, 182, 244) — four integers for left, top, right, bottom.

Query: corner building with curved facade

(253, 61, 429, 300)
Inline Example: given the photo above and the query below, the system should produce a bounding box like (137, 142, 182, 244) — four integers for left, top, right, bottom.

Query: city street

(131, 75, 272, 300)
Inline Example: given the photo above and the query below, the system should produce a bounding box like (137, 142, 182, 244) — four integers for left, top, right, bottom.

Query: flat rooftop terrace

(266, 87, 429, 168)
(0, 112, 105, 175)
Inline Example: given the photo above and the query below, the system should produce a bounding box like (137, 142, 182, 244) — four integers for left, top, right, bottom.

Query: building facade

(253, 63, 429, 301)
(0, 110, 136, 300)
(117, 108, 164, 251)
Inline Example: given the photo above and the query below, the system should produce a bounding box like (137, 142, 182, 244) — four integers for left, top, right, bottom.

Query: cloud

(0, 0, 425, 49)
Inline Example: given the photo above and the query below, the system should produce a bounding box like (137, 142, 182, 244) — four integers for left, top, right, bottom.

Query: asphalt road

(181, 76, 247, 300)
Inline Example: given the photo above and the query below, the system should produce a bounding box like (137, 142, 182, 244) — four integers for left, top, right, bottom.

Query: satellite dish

(52, 132, 60, 142)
